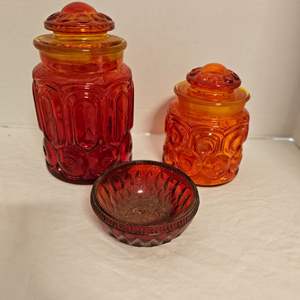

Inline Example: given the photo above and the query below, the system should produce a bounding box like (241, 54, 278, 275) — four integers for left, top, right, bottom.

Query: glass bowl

(91, 160, 200, 247)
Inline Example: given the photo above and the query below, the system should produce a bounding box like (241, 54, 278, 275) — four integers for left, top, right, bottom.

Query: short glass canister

(163, 63, 250, 186)
(32, 2, 134, 184)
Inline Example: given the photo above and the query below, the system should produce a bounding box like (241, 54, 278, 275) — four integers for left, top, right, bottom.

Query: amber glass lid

(175, 63, 250, 105)
(45, 2, 114, 34)
(34, 2, 126, 55)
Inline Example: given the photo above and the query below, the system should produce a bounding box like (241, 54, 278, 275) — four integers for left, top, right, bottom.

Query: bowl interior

(94, 162, 198, 226)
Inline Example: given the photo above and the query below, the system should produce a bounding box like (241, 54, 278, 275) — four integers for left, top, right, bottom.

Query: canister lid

(175, 63, 250, 105)
(34, 2, 126, 56)
(44, 2, 115, 34)
(187, 63, 241, 92)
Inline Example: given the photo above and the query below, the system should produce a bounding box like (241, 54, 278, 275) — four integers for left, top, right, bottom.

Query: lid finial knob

(44, 2, 115, 34)
(187, 63, 241, 92)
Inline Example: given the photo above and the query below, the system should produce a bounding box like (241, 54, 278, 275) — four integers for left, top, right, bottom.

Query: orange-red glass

(32, 2, 134, 184)
(163, 63, 250, 186)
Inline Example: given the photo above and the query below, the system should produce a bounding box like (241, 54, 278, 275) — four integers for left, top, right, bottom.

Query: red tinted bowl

(91, 161, 200, 247)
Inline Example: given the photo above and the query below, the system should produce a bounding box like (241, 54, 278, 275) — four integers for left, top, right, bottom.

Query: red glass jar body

(33, 3, 134, 184)
(32, 58, 133, 184)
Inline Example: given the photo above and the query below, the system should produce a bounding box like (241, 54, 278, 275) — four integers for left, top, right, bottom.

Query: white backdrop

(1, 2, 300, 300)
(1, 0, 300, 137)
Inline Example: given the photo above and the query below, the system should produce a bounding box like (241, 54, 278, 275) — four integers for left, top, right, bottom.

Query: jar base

(162, 156, 239, 187)
(193, 173, 238, 187)
(192, 168, 239, 187)
(46, 163, 97, 185)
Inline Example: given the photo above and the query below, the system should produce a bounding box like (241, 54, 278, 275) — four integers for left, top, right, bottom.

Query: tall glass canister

(33, 2, 134, 184)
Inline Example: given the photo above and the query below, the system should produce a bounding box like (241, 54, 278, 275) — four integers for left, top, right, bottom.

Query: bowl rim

(90, 160, 200, 235)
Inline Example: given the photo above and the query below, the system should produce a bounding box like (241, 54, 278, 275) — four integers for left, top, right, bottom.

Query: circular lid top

(187, 63, 241, 92)
(175, 63, 250, 105)
(34, 2, 126, 56)
(44, 2, 115, 34)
